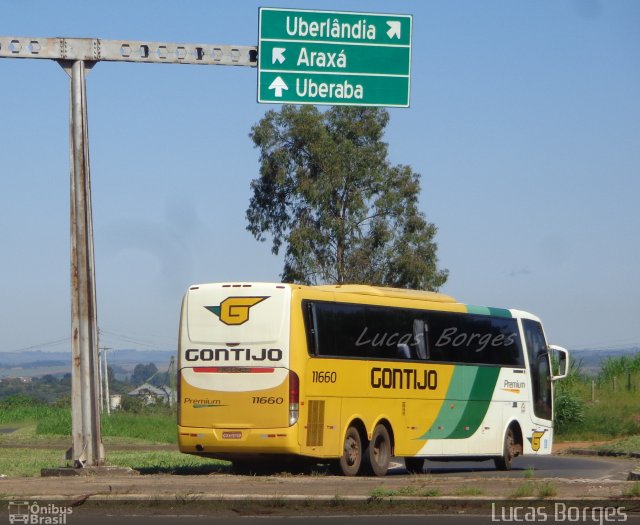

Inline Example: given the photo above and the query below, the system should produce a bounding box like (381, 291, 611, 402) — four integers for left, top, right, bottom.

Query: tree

(247, 105, 448, 290)
(131, 362, 158, 387)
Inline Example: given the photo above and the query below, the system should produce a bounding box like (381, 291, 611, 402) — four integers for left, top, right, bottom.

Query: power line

(3, 336, 71, 353)
(1, 328, 175, 354)
(98, 328, 175, 350)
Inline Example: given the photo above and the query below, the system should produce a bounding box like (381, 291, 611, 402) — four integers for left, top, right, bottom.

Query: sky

(0, 0, 638, 355)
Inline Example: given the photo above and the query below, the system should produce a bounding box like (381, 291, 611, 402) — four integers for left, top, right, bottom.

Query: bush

(118, 396, 175, 415)
(0, 395, 56, 425)
(599, 352, 640, 381)
(554, 388, 584, 431)
(0, 393, 41, 408)
(36, 408, 71, 435)
(119, 395, 147, 414)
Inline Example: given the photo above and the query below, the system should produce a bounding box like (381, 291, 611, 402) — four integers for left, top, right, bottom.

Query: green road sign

(258, 8, 412, 107)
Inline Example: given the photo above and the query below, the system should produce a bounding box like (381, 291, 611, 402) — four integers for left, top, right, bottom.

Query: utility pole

(167, 355, 176, 407)
(66, 56, 103, 467)
(1, 36, 257, 468)
(100, 347, 112, 415)
(98, 348, 104, 414)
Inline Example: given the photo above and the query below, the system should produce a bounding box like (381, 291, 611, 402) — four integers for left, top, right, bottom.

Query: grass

(0, 425, 56, 445)
(0, 448, 67, 477)
(623, 482, 640, 498)
(0, 398, 224, 477)
(536, 481, 557, 498)
(0, 424, 177, 451)
(0, 400, 177, 443)
(101, 412, 177, 443)
(35, 408, 177, 444)
(510, 482, 535, 498)
(107, 451, 228, 474)
(510, 481, 557, 499)
(369, 485, 440, 498)
(0, 445, 229, 477)
(0, 419, 229, 477)
(593, 436, 640, 455)
(0, 403, 65, 426)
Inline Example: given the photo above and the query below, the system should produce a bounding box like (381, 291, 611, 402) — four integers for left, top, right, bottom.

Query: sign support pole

(64, 59, 104, 467)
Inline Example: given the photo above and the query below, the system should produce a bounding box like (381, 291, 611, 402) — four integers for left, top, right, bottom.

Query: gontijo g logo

(204, 296, 268, 326)
(528, 429, 547, 452)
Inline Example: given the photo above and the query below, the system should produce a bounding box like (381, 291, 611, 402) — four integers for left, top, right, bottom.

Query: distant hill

(0, 349, 175, 378)
(568, 347, 640, 376)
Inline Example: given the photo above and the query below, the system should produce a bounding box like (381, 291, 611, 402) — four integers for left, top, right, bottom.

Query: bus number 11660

(312, 371, 337, 383)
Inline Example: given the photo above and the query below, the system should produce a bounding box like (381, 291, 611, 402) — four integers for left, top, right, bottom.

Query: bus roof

(312, 284, 456, 303)
(186, 282, 542, 321)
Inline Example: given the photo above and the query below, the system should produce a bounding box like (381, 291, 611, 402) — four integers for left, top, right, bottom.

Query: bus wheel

(495, 427, 516, 471)
(339, 426, 363, 476)
(364, 424, 391, 477)
(404, 457, 425, 474)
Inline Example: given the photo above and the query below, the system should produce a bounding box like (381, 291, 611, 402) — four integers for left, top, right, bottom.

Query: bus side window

(306, 302, 320, 356)
(413, 319, 429, 360)
(522, 319, 552, 420)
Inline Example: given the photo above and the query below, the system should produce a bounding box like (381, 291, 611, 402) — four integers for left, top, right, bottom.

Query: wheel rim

(345, 435, 359, 466)
(373, 435, 388, 467)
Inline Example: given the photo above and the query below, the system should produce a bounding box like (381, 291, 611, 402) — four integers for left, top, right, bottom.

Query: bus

(178, 282, 569, 476)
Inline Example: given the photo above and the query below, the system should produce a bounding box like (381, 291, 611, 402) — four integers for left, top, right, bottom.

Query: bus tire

(495, 427, 516, 471)
(339, 425, 363, 476)
(404, 457, 425, 474)
(364, 424, 391, 477)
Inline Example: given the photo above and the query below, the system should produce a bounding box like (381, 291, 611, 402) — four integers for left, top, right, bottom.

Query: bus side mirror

(549, 345, 569, 381)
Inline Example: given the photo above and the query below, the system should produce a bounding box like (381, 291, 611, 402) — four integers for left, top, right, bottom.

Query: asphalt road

(418, 454, 633, 480)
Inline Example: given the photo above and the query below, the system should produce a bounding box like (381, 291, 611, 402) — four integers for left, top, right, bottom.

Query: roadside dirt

(552, 441, 612, 454)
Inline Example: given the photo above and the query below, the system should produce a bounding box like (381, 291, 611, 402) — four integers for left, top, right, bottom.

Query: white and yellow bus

(178, 282, 569, 476)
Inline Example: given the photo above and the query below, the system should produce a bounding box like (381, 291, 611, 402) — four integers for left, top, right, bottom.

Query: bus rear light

(288, 370, 299, 426)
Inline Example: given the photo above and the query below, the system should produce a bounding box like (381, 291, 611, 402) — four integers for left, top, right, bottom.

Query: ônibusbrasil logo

(204, 296, 268, 326)
(8, 501, 73, 524)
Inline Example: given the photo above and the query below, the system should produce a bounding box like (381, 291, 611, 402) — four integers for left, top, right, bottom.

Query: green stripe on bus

(466, 305, 512, 318)
(418, 366, 477, 440)
(445, 366, 501, 439)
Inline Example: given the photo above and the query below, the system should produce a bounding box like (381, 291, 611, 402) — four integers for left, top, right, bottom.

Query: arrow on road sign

(386, 21, 401, 39)
(272, 47, 286, 64)
(268, 76, 288, 97)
